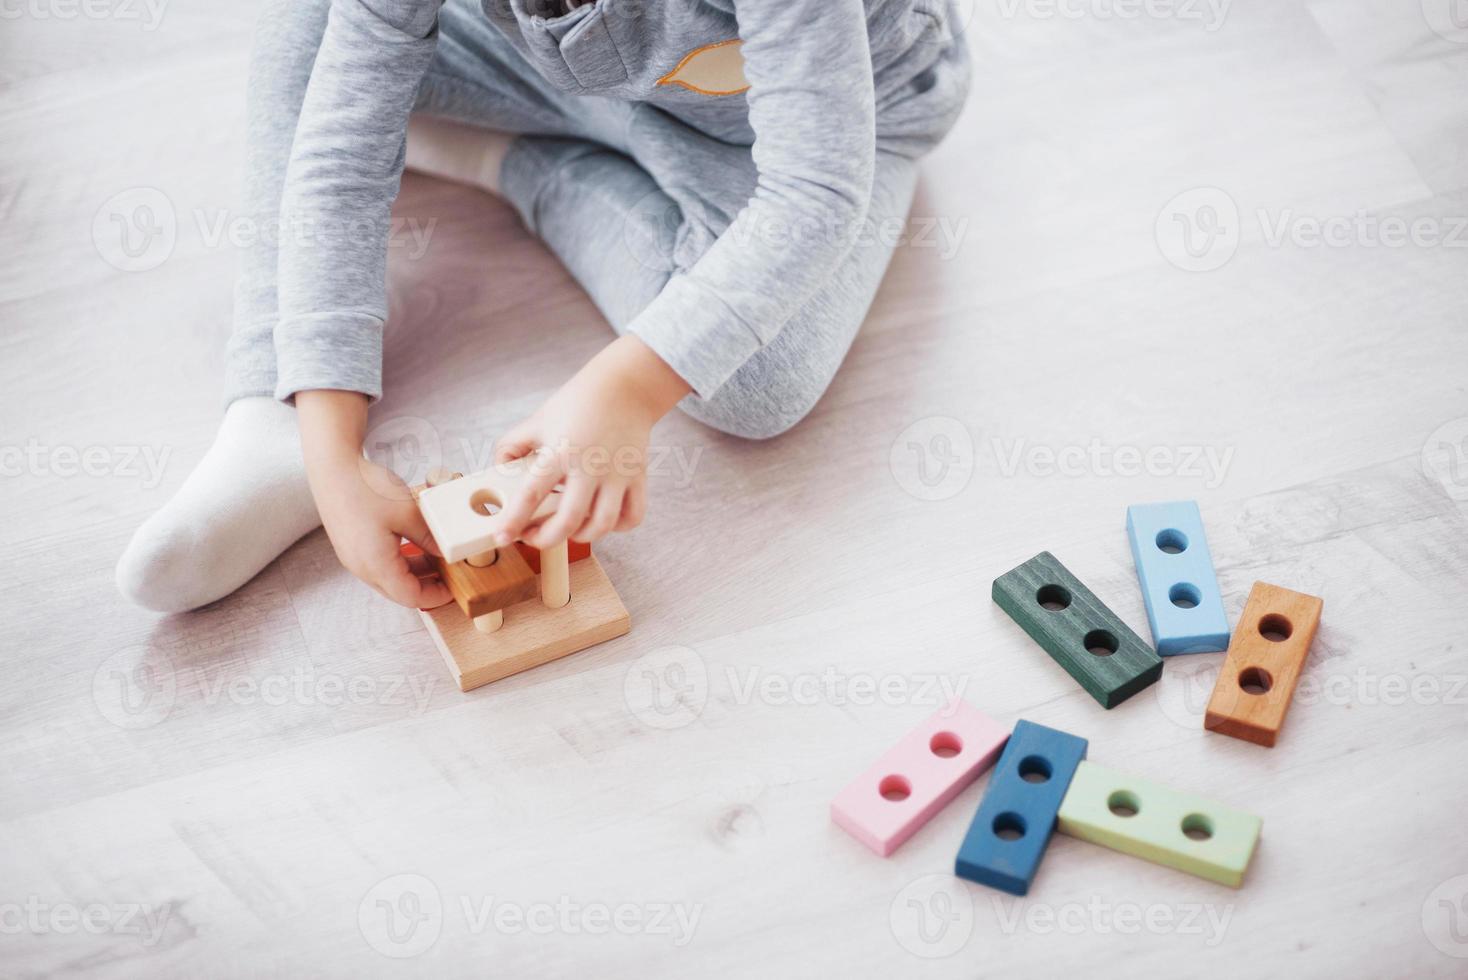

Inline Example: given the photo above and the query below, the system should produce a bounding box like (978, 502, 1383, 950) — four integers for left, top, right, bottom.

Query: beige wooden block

(419, 555, 630, 692)
(415, 461, 560, 563)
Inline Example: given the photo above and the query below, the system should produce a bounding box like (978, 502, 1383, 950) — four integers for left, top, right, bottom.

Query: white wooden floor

(3, 1, 1467, 976)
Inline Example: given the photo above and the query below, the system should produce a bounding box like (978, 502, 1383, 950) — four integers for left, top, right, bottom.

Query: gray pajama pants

(225, 0, 968, 438)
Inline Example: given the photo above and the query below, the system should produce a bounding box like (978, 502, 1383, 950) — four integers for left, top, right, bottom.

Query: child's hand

(492, 335, 691, 550)
(297, 390, 452, 609)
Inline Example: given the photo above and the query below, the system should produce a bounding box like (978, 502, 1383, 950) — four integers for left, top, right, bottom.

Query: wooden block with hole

(1126, 500, 1230, 655)
(1057, 760, 1262, 887)
(415, 461, 560, 563)
(830, 701, 1010, 857)
(954, 720, 1088, 895)
(1204, 581, 1322, 747)
(993, 552, 1162, 708)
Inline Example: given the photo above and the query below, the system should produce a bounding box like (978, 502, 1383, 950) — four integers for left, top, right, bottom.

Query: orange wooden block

(433, 547, 537, 619)
(515, 539, 591, 575)
(1204, 581, 1323, 747)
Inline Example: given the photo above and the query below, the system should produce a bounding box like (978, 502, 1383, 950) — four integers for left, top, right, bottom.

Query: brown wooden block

(419, 554, 631, 691)
(514, 539, 591, 574)
(433, 546, 537, 619)
(1204, 581, 1323, 747)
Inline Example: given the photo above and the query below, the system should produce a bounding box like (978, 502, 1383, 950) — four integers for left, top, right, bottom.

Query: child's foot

(405, 115, 515, 195)
(116, 396, 320, 612)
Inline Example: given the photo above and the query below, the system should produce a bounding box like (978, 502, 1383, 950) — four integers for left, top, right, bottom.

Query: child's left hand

(490, 335, 691, 550)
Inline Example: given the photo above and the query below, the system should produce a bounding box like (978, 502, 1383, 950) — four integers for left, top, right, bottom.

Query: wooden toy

(830, 701, 1010, 857)
(407, 467, 629, 692)
(992, 552, 1163, 708)
(954, 720, 1087, 895)
(1204, 581, 1323, 746)
(1056, 760, 1262, 887)
(1125, 501, 1230, 655)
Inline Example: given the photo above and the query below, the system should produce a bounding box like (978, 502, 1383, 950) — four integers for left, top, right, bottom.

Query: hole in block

(929, 731, 963, 758)
(1169, 582, 1201, 609)
(1018, 755, 1052, 783)
(1107, 790, 1141, 818)
(992, 812, 1027, 841)
(1182, 813, 1214, 841)
(469, 488, 503, 517)
(1238, 667, 1273, 696)
(1259, 614, 1293, 642)
(1036, 584, 1072, 612)
(879, 775, 911, 803)
(1083, 629, 1118, 657)
(1155, 529, 1189, 554)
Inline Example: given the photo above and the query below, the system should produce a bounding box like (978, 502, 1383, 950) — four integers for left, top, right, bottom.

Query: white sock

(116, 396, 320, 612)
(405, 115, 516, 195)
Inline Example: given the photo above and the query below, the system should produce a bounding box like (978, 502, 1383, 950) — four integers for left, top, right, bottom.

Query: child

(116, 0, 970, 612)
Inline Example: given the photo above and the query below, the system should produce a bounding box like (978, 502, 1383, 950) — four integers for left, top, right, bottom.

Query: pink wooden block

(831, 701, 1010, 857)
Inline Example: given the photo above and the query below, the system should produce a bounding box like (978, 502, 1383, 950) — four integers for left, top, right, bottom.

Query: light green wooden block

(1056, 761, 1262, 888)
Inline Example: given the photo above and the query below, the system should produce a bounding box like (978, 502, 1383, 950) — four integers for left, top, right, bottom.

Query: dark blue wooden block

(953, 720, 1088, 896)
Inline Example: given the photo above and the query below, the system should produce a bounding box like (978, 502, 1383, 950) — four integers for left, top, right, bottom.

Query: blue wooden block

(954, 720, 1088, 896)
(1126, 501, 1230, 656)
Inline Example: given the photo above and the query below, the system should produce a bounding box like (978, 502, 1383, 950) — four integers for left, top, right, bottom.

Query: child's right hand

(297, 390, 452, 609)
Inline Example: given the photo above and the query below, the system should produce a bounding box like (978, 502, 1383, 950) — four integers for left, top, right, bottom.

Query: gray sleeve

(272, 0, 443, 402)
(627, 0, 877, 399)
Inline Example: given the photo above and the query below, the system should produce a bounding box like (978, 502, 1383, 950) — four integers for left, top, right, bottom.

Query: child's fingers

(492, 459, 563, 544)
(494, 426, 538, 464)
(615, 480, 646, 532)
(525, 473, 595, 548)
(378, 551, 452, 609)
(573, 484, 625, 543)
(397, 508, 443, 558)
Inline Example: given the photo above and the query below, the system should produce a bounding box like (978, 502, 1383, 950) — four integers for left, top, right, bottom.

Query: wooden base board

(419, 554, 630, 692)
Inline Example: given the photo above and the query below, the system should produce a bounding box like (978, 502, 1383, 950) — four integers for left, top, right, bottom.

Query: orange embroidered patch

(656, 38, 749, 96)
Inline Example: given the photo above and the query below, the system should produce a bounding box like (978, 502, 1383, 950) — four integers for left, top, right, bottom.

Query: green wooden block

(992, 552, 1161, 708)
(1056, 761, 1263, 888)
